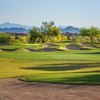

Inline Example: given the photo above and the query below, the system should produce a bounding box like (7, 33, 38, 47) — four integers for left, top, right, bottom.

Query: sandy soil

(66, 44, 81, 50)
(59, 47, 68, 51)
(0, 49, 3, 52)
(0, 78, 100, 100)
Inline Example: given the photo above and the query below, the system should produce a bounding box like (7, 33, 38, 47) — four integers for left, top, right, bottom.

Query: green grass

(20, 60, 100, 85)
(0, 48, 100, 61)
(0, 43, 100, 85)
(0, 43, 44, 49)
(21, 73, 100, 85)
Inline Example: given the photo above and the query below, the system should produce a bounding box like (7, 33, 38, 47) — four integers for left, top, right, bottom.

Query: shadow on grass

(55, 74, 100, 85)
(77, 52, 100, 55)
(21, 62, 100, 71)
(21, 73, 100, 85)
(1, 48, 19, 52)
(75, 70, 100, 73)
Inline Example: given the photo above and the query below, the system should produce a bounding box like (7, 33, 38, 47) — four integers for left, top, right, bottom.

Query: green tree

(0, 33, 10, 43)
(88, 27, 100, 44)
(48, 26, 61, 42)
(29, 27, 43, 43)
(29, 21, 62, 43)
(48, 26, 61, 37)
(41, 21, 61, 42)
(80, 27, 100, 44)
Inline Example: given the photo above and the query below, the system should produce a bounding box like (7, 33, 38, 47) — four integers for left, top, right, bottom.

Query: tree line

(80, 27, 100, 45)
(0, 21, 100, 45)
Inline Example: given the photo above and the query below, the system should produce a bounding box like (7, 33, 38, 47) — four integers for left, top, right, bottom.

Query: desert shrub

(9, 36, 16, 43)
(61, 35, 67, 41)
(93, 37, 99, 43)
(52, 35, 61, 42)
(0, 33, 10, 43)
(19, 36, 29, 43)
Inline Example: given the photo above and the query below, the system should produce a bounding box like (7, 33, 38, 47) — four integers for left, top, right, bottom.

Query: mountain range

(0, 28, 29, 34)
(0, 22, 80, 34)
(0, 23, 32, 33)
(0, 22, 32, 29)
(59, 26, 80, 34)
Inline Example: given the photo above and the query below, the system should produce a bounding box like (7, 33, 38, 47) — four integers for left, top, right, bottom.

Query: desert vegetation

(0, 22, 100, 48)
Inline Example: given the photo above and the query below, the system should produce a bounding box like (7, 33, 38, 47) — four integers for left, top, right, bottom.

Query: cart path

(0, 78, 100, 100)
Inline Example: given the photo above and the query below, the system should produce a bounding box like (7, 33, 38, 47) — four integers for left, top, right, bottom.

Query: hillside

(60, 26, 80, 34)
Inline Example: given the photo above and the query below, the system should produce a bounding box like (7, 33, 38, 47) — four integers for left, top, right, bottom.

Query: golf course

(0, 43, 100, 85)
(0, 0, 100, 99)
(0, 42, 100, 100)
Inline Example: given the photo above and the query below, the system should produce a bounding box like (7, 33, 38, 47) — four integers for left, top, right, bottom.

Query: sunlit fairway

(0, 43, 100, 85)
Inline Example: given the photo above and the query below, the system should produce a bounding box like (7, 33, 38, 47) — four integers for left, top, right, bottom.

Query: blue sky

(0, 0, 100, 27)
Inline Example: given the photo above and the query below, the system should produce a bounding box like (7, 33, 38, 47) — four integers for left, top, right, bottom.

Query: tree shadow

(55, 74, 100, 85)
(21, 62, 100, 71)
(1, 48, 19, 52)
(75, 70, 100, 73)
(77, 52, 100, 55)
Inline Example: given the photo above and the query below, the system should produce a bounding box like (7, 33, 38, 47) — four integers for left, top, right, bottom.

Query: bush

(9, 36, 16, 43)
(0, 33, 10, 43)
(19, 36, 29, 43)
(61, 35, 67, 41)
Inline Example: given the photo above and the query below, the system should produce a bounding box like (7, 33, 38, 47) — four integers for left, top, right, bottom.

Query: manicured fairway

(0, 49, 100, 61)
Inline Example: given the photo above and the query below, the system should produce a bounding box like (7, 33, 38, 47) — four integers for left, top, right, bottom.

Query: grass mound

(82, 43, 93, 48)
(93, 43, 100, 48)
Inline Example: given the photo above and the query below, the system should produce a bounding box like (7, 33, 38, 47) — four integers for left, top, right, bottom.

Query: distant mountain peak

(0, 22, 32, 29)
(0, 22, 80, 34)
(0, 22, 32, 33)
(59, 26, 80, 34)
(3, 22, 10, 24)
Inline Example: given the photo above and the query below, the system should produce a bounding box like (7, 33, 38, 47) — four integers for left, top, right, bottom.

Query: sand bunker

(0, 49, 3, 52)
(66, 44, 92, 50)
(24, 48, 39, 52)
(40, 47, 64, 52)
(45, 44, 59, 48)
(82, 43, 94, 48)
(59, 47, 68, 51)
(66, 44, 81, 50)
(23, 47, 64, 52)
(21, 48, 30, 52)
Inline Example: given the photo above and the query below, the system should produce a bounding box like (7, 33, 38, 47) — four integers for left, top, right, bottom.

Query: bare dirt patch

(82, 43, 94, 48)
(0, 78, 100, 100)
(66, 44, 81, 50)
(40, 48, 64, 52)
(24, 48, 38, 52)
(0, 49, 3, 52)
(59, 46, 68, 51)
